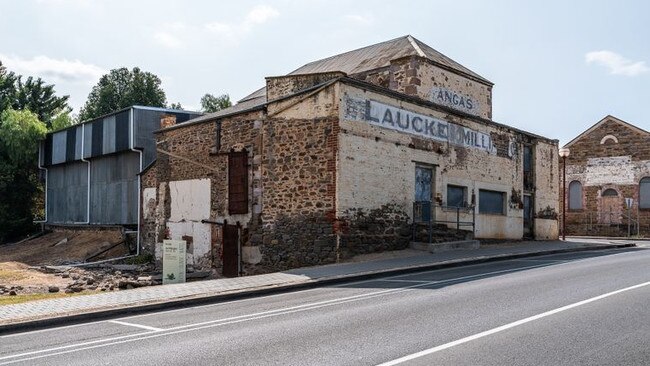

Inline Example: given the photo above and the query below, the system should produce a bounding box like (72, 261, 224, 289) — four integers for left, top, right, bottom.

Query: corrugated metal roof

(238, 35, 491, 103)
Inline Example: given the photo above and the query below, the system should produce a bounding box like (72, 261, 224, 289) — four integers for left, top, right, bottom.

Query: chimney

(160, 114, 177, 129)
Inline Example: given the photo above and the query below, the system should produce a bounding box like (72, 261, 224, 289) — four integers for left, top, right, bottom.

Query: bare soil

(0, 230, 153, 300)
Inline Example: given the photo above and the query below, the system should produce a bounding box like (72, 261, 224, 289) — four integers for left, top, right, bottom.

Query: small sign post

(162, 239, 186, 285)
(625, 198, 634, 238)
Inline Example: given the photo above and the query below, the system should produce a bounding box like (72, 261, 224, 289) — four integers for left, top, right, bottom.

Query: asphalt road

(1, 247, 649, 365)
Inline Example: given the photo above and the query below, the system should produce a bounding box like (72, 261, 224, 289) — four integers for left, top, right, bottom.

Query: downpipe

(35, 143, 48, 224)
(130, 107, 142, 257)
(73, 123, 91, 224)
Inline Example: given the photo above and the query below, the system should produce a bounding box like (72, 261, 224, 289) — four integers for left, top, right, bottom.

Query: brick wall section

(562, 118, 650, 236)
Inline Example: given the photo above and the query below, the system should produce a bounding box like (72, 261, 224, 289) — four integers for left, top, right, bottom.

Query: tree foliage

(0, 60, 71, 242)
(200, 93, 232, 113)
(79, 67, 167, 122)
(0, 109, 47, 242)
(0, 61, 70, 129)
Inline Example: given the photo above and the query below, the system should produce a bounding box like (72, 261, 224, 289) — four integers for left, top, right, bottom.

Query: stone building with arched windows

(561, 115, 650, 236)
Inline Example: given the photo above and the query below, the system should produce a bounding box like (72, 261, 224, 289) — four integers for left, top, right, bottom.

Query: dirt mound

(0, 229, 129, 266)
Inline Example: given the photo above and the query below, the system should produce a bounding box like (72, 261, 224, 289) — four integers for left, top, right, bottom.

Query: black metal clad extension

(115, 111, 130, 151)
(91, 119, 104, 157)
(66, 128, 76, 162)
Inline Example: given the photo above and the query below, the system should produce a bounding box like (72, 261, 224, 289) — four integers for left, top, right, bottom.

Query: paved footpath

(0, 239, 641, 333)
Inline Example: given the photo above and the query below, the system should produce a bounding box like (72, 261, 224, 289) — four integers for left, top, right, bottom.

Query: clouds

(585, 50, 649, 76)
(154, 4, 280, 49)
(204, 4, 279, 43)
(343, 14, 374, 26)
(0, 53, 105, 84)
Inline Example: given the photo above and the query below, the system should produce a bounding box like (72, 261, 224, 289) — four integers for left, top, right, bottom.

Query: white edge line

(108, 320, 164, 332)
(0, 262, 553, 363)
(376, 280, 650, 366)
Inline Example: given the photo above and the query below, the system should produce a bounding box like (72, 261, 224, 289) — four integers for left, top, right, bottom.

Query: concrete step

(410, 240, 481, 253)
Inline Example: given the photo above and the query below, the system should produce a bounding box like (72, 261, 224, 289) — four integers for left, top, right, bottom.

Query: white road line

(0, 262, 554, 364)
(108, 320, 164, 332)
(381, 280, 432, 283)
(376, 280, 650, 366)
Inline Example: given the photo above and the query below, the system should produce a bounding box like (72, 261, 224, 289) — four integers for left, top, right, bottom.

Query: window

(602, 188, 618, 197)
(641, 177, 650, 209)
(228, 151, 248, 214)
(479, 189, 505, 215)
(568, 181, 582, 210)
(523, 145, 533, 191)
(447, 185, 467, 207)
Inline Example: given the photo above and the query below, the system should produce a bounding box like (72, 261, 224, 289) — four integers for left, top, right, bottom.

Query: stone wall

(562, 117, 650, 236)
(386, 56, 492, 120)
(253, 116, 339, 269)
(266, 72, 345, 101)
(338, 83, 558, 240)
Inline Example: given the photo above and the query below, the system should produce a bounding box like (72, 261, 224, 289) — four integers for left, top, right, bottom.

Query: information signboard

(162, 239, 186, 285)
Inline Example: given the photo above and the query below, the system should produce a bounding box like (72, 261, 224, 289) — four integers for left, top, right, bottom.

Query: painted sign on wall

(344, 96, 496, 154)
(430, 87, 479, 116)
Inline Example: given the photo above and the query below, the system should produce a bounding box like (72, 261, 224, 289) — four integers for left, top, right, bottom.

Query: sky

(1, 0, 649, 146)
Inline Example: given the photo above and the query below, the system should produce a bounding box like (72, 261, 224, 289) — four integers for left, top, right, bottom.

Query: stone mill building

(140, 35, 560, 275)
(561, 115, 650, 237)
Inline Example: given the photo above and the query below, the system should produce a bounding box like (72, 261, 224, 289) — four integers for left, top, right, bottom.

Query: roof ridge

(406, 35, 426, 57)
(290, 35, 410, 71)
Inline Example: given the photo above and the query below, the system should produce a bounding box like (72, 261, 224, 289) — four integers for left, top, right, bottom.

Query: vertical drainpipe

(35, 142, 48, 224)
(78, 124, 91, 224)
(130, 107, 142, 256)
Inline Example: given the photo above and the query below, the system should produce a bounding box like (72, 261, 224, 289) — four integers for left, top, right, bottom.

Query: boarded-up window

(479, 189, 505, 215)
(640, 177, 650, 209)
(569, 181, 582, 210)
(228, 151, 248, 214)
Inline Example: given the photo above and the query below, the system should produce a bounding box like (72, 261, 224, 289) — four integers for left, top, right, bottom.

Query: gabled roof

(190, 35, 492, 124)
(564, 115, 650, 148)
(238, 35, 492, 103)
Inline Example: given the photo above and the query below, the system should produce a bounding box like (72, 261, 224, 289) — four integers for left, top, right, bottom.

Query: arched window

(641, 177, 650, 209)
(602, 188, 618, 197)
(569, 181, 582, 210)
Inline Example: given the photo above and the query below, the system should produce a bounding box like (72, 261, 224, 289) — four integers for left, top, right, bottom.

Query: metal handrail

(413, 202, 476, 243)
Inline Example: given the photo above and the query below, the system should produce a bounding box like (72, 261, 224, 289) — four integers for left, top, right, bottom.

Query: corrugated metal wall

(47, 162, 88, 223)
(133, 108, 197, 166)
(41, 107, 202, 226)
(90, 152, 140, 224)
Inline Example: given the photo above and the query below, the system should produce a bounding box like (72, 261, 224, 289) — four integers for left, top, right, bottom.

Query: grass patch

(0, 291, 95, 306)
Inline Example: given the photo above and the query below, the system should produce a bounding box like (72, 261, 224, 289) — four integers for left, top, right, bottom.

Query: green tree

(49, 107, 76, 131)
(79, 67, 167, 122)
(0, 109, 47, 243)
(200, 93, 231, 113)
(14, 76, 69, 129)
(0, 61, 18, 116)
(169, 102, 183, 110)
